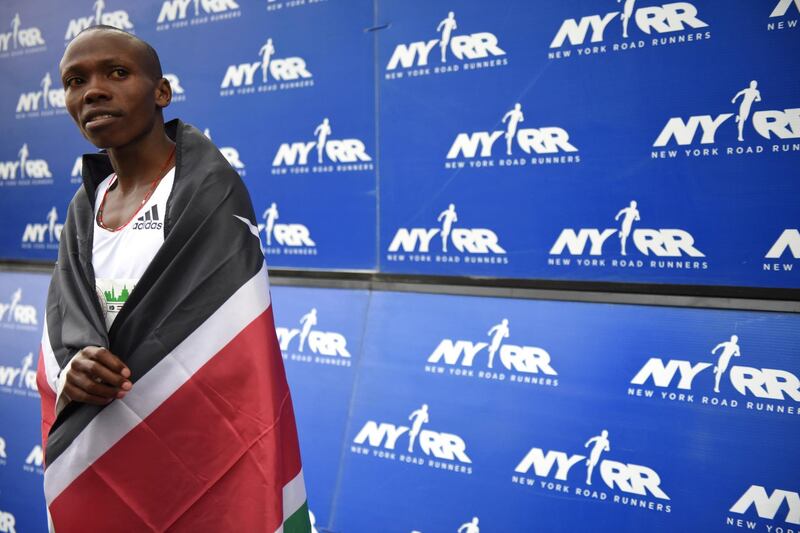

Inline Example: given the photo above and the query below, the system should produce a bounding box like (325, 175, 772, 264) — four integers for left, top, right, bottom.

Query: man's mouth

(83, 111, 122, 130)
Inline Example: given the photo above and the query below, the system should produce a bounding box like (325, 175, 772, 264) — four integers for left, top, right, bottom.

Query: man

(437, 203, 458, 253)
(407, 403, 429, 453)
(298, 307, 317, 352)
(36, 26, 309, 532)
(712, 335, 741, 393)
(584, 429, 610, 485)
(436, 11, 457, 63)
(263, 201, 279, 246)
(486, 319, 510, 369)
(458, 517, 480, 533)
(501, 104, 524, 156)
(259, 37, 275, 84)
(618, 0, 636, 39)
(11, 13, 20, 49)
(46, 206, 58, 243)
(40, 72, 52, 110)
(614, 200, 640, 256)
(314, 118, 331, 164)
(732, 80, 761, 142)
(18, 143, 28, 179)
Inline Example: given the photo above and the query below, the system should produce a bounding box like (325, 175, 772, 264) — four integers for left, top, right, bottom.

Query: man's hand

(63, 346, 132, 405)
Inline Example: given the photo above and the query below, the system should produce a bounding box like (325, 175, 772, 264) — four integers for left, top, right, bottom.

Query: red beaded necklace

(96, 145, 176, 232)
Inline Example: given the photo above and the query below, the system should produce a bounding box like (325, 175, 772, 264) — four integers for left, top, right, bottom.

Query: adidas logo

(131, 205, 163, 231)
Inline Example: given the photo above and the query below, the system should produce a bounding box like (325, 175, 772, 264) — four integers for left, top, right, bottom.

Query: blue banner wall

(0, 271, 50, 533)
(334, 291, 799, 533)
(0, 273, 797, 532)
(377, 0, 800, 287)
(1, 1, 798, 288)
(271, 285, 370, 532)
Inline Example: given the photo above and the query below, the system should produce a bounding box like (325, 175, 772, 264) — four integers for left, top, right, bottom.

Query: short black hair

(75, 25, 163, 80)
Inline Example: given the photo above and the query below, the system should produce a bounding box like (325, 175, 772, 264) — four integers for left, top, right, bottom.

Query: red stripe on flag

(49, 308, 303, 532)
(37, 347, 56, 452)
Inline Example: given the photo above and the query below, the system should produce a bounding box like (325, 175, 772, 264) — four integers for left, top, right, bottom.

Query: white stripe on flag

(41, 315, 60, 393)
(275, 469, 307, 533)
(44, 264, 271, 504)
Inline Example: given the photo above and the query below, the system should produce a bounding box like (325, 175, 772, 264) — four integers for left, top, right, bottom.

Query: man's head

(59, 26, 171, 150)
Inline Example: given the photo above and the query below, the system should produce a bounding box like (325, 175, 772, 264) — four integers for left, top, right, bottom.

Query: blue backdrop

(0, 0, 798, 287)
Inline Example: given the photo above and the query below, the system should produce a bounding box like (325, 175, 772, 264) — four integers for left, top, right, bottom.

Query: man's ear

(155, 77, 172, 109)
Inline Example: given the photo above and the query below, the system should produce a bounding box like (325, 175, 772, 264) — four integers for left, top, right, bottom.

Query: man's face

(59, 30, 170, 150)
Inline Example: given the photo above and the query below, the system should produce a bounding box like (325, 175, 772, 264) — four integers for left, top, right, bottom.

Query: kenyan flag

(36, 120, 309, 532)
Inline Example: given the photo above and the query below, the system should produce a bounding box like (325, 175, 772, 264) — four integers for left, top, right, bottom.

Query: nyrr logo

(15, 72, 66, 120)
(23, 445, 44, 475)
(513, 431, 672, 514)
(0, 352, 38, 397)
(628, 335, 800, 417)
(385, 11, 508, 80)
(21, 207, 63, 251)
(275, 308, 350, 367)
(653, 80, 800, 159)
(0, 144, 53, 186)
(65, 0, 133, 41)
(387, 204, 509, 267)
(351, 404, 473, 475)
(425, 319, 559, 388)
(548, 2, 710, 60)
(164, 74, 186, 103)
(203, 129, 246, 176)
(768, 0, 800, 31)
(727, 485, 800, 528)
(0, 292, 38, 329)
(0, 13, 46, 58)
(259, 203, 317, 257)
(764, 229, 800, 273)
(446, 103, 581, 170)
(0, 508, 15, 533)
(71, 155, 83, 184)
(267, 0, 327, 13)
(219, 37, 313, 96)
(270, 118, 373, 174)
(548, 201, 708, 272)
(157, 0, 241, 31)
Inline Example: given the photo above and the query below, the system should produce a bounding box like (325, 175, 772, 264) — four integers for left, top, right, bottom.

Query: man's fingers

(73, 356, 130, 388)
(63, 381, 114, 406)
(81, 346, 131, 379)
(66, 371, 120, 399)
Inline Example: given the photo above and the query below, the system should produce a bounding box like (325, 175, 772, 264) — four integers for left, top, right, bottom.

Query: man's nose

(82, 77, 112, 104)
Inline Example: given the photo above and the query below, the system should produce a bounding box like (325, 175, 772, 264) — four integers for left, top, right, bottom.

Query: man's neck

(107, 122, 175, 194)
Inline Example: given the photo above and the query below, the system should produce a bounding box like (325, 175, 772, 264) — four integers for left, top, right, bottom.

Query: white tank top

(92, 168, 175, 330)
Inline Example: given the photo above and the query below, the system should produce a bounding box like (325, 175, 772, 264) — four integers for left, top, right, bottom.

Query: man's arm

(711, 342, 725, 355)
(614, 209, 624, 221)
(731, 90, 745, 104)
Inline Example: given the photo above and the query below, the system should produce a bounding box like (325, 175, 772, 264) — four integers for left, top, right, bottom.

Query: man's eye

(65, 77, 83, 87)
(111, 68, 128, 78)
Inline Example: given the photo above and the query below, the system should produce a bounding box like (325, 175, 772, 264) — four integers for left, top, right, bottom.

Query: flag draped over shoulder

(36, 120, 310, 533)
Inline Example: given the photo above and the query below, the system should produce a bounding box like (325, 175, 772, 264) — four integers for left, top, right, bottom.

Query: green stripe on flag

(283, 500, 311, 533)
